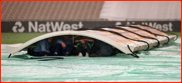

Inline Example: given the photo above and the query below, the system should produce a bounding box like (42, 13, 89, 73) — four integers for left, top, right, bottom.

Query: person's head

(63, 35, 69, 41)
(47, 37, 53, 42)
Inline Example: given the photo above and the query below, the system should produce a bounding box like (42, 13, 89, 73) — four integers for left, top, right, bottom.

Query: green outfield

(1, 33, 47, 44)
(1, 32, 181, 44)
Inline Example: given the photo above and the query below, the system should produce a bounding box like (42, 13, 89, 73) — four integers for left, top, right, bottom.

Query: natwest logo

(12, 21, 84, 33)
(12, 21, 25, 32)
(28, 21, 83, 32)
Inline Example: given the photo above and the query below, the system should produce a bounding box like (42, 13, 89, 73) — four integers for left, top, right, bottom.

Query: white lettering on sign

(28, 21, 83, 32)
(142, 22, 173, 31)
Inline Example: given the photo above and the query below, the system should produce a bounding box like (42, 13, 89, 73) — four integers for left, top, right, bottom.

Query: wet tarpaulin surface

(1, 38, 181, 82)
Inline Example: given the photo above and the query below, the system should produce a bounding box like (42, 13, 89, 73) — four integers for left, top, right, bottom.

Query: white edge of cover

(6, 31, 133, 56)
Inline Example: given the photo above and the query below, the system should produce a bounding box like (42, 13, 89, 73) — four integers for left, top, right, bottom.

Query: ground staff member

(54, 35, 73, 56)
(75, 37, 94, 57)
(32, 37, 54, 56)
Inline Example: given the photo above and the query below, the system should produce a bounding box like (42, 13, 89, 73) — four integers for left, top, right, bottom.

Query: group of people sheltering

(28, 35, 114, 57)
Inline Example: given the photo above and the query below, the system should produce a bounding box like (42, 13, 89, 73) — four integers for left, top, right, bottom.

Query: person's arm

(75, 39, 80, 43)
(57, 39, 66, 47)
(75, 39, 85, 44)
(57, 39, 63, 44)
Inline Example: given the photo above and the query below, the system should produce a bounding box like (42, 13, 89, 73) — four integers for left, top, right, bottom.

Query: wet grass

(1, 33, 47, 44)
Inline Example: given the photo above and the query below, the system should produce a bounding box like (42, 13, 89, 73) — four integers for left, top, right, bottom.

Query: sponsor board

(1, 21, 181, 33)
